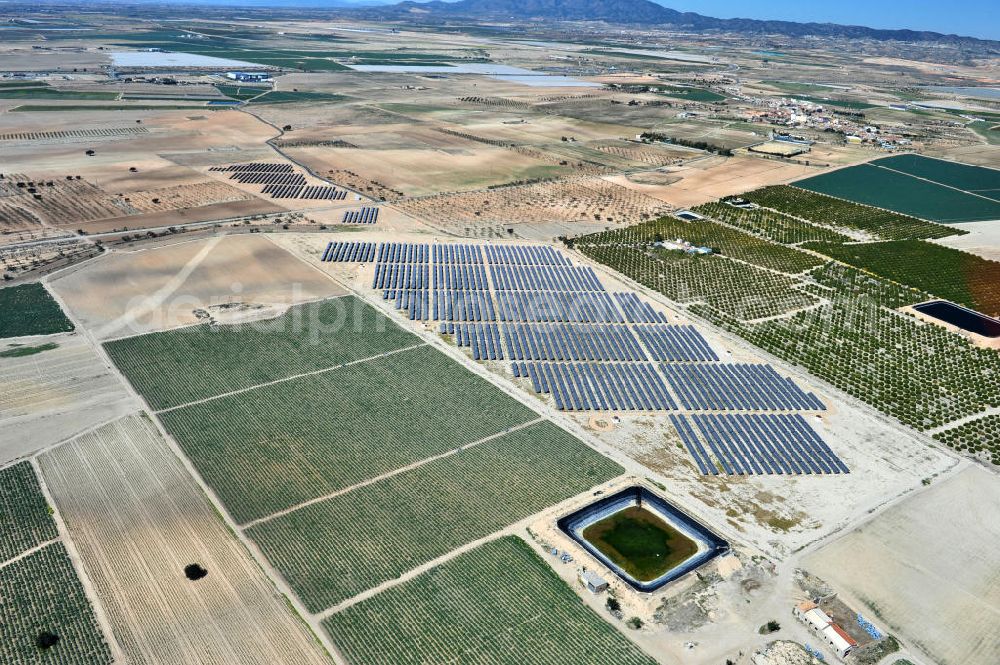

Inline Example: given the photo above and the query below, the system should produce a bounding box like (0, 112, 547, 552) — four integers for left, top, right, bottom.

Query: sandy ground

(0, 333, 134, 464)
(802, 464, 1000, 665)
(50, 234, 345, 340)
(607, 156, 817, 208)
(39, 414, 333, 665)
(931, 219, 1000, 260)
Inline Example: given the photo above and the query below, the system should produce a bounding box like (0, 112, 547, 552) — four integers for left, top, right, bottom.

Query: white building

(793, 601, 858, 660)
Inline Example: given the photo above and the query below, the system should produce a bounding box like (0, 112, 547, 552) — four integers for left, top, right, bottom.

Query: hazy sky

(659, 1, 999, 40)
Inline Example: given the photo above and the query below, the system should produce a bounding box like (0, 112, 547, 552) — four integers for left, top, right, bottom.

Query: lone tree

(36, 631, 59, 650)
(184, 563, 208, 581)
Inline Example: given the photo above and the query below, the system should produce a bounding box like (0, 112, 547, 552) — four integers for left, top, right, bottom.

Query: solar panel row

(378, 243, 430, 264)
(439, 323, 504, 361)
(662, 364, 824, 411)
(502, 323, 646, 362)
(321, 241, 377, 263)
(517, 362, 676, 411)
(490, 264, 605, 292)
(494, 291, 625, 323)
(614, 292, 669, 324)
(343, 207, 379, 224)
(373, 263, 429, 291)
(484, 244, 572, 266)
(231, 172, 306, 185)
(210, 163, 294, 173)
(433, 290, 496, 322)
(432, 244, 484, 265)
(634, 325, 718, 362)
(680, 413, 848, 475)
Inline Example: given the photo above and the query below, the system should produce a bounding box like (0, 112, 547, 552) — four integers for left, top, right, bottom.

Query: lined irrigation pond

(559, 486, 728, 592)
(914, 300, 1000, 338)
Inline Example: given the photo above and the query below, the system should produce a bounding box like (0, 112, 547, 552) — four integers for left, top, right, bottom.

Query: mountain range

(353, 0, 997, 45)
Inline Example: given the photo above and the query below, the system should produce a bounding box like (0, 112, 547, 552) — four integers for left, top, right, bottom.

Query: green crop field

(583, 214, 824, 274)
(741, 185, 962, 240)
(934, 414, 1000, 465)
(0, 462, 58, 563)
(0, 283, 74, 339)
(0, 80, 49, 89)
(11, 104, 213, 112)
(0, 342, 59, 358)
(0, 88, 119, 100)
(214, 84, 268, 101)
(693, 201, 853, 245)
(248, 91, 351, 105)
(794, 160, 1000, 224)
(872, 155, 1000, 197)
(790, 95, 875, 109)
(578, 243, 816, 320)
(654, 86, 726, 102)
(803, 240, 1000, 317)
(105, 296, 418, 410)
(691, 263, 1000, 430)
(0, 544, 112, 665)
(324, 536, 656, 665)
(160, 344, 539, 523)
(248, 421, 623, 611)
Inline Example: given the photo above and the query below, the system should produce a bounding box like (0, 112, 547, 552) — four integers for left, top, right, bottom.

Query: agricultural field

(52, 234, 345, 339)
(159, 344, 538, 523)
(0, 461, 58, 563)
(581, 214, 824, 273)
(398, 176, 672, 233)
(578, 242, 817, 320)
(803, 465, 1000, 665)
(248, 421, 623, 611)
(740, 185, 962, 240)
(0, 282, 74, 338)
(692, 201, 854, 244)
(105, 295, 418, 410)
(0, 334, 133, 463)
(803, 239, 1000, 317)
(0, 87, 120, 100)
(324, 536, 656, 665)
(0, 543, 112, 665)
(794, 157, 1000, 224)
(934, 414, 1000, 464)
(39, 415, 332, 665)
(694, 263, 1000, 430)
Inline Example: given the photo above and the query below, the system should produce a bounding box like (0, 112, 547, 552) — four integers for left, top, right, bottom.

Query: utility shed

(579, 570, 608, 594)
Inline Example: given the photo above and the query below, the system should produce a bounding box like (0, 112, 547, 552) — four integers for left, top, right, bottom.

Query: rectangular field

(159, 344, 539, 523)
(39, 415, 332, 665)
(0, 543, 112, 665)
(105, 296, 418, 410)
(0, 461, 58, 563)
(741, 184, 961, 240)
(247, 421, 623, 611)
(803, 239, 1000, 317)
(0, 282, 74, 339)
(324, 536, 656, 665)
(794, 157, 1000, 224)
(803, 466, 1000, 665)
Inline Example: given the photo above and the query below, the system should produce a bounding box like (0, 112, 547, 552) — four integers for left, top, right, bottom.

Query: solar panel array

(314, 240, 844, 475)
(342, 207, 379, 224)
(322, 241, 377, 263)
(672, 414, 848, 475)
(212, 162, 350, 201)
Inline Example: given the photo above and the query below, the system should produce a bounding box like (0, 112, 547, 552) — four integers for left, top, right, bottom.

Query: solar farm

(322, 239, 845, 477)
(2, 9, 999, 665)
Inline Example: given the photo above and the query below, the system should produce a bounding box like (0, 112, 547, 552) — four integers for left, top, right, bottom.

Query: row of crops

(247, 421, 623, 611)
(0, 463, 111, 664)
(0, 282, 75, 339)
(325, 536, 657, 665)
(802, 239, 1000, 318)
(692, 264, 1000, 431)
(692, 201, 853, 245)
(739, 185, 963, 241)
(105, 296, 419, 410)
(933, 415, 1000, 465)
(579, 244, 816, 321)
(0, 461, 58, 562)
(160, 345, 538, 523)
(579, 213, 824, 274)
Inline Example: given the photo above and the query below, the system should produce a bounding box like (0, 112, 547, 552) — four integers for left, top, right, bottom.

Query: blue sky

(658, 1, 999, 40)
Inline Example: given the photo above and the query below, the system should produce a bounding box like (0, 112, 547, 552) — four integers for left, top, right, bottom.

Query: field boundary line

(0, 537, 59, 571)
(870, 162, 1000, 205)
(156, 341, 428, 414)
(242, 417, 545, 530)
(925, 405, 1000, 436)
